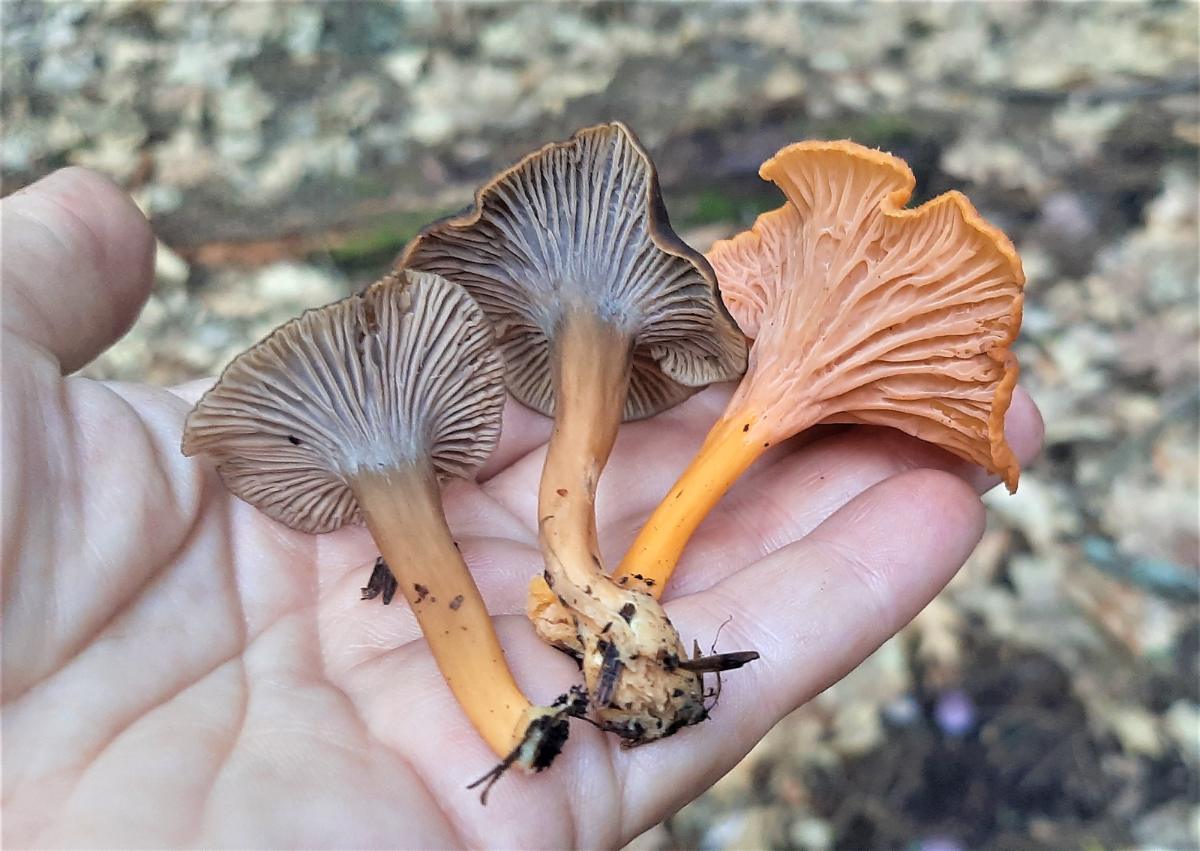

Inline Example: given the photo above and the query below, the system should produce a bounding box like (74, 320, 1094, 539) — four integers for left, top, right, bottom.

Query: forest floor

(4, 3, 1198, 848)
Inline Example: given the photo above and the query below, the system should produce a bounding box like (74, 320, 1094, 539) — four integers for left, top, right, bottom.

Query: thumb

(1, 167, 155, 373)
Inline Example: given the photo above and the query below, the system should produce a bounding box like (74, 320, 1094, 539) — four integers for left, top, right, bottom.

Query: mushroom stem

(532, 312, 709, 740)
(352, 463, 557, 763)
(613, 412, 780, 598)
(538, 311, 631, 613)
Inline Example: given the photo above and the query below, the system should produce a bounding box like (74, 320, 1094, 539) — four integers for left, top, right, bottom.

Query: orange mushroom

(613, 140, 1025, 595)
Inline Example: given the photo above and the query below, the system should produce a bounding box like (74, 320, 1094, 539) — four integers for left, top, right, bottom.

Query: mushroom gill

(398, 122, 749, 743)
(613, 139, 1025, 595)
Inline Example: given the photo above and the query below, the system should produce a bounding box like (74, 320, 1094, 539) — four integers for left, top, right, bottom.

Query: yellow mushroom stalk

(531, 312, 711, 738)
(354, 465, 564, 761)
(616, 414, 766, 590)
(182, 271, 577, 788)
(615, 140, 1026, 597)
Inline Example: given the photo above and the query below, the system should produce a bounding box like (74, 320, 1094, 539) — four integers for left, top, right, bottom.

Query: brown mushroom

(398, 122, 749, 741)
(182, 269, 577, 777)
(613, 139, 1025, 594)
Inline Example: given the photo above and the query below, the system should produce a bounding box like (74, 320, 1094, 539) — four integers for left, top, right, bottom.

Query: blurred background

(3, 1, 1197, 848)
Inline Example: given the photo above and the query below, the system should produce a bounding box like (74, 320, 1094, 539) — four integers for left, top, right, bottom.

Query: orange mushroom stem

(537, 312, 631, 627)
(614, 140, 1026, 597)
(355, 464, 566, 762)
(616, 413, 770, 589)
(532, 311, 710, 739)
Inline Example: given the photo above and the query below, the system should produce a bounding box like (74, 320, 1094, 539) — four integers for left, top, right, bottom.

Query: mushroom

(397, 122, 749, 741)
(182, 269, 578, 776)
(613, 140, 1025, 594)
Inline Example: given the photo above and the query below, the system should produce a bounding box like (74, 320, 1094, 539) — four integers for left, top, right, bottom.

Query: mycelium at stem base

(530, 311, 707, 742)
(354, 463, 569, 767)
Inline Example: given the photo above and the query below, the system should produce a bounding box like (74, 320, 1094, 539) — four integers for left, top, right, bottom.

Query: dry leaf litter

(3, 2, 1197, 848)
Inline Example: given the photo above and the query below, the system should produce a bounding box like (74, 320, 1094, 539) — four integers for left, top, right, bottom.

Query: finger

(167, 378, 213, 405)
(615, 468, 986, 833)
(605, 385, 1040, 531)
(483, 380, 1040, 549)
(961, 387, 1045, 492)
(641, 387, 1042, 597)
(2, 168, 155, 373)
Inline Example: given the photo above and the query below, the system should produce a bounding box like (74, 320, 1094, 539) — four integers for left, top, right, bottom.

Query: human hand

(2, 168, 1043, 848)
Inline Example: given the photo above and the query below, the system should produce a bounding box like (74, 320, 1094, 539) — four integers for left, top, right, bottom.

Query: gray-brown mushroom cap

(181, 270, 506, 534)
(397, 121, 748, 421)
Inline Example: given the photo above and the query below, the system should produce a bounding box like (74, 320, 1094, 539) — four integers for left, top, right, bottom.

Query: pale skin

(2, 168, 1043, 849)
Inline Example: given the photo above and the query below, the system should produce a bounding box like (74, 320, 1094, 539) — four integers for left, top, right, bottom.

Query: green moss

(319, 209, 454, 271)
(678, 185, 781, 228)
(690, 188, 741, 225)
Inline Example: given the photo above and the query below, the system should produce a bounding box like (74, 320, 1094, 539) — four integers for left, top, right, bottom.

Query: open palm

(2, 169, 1042, 849)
